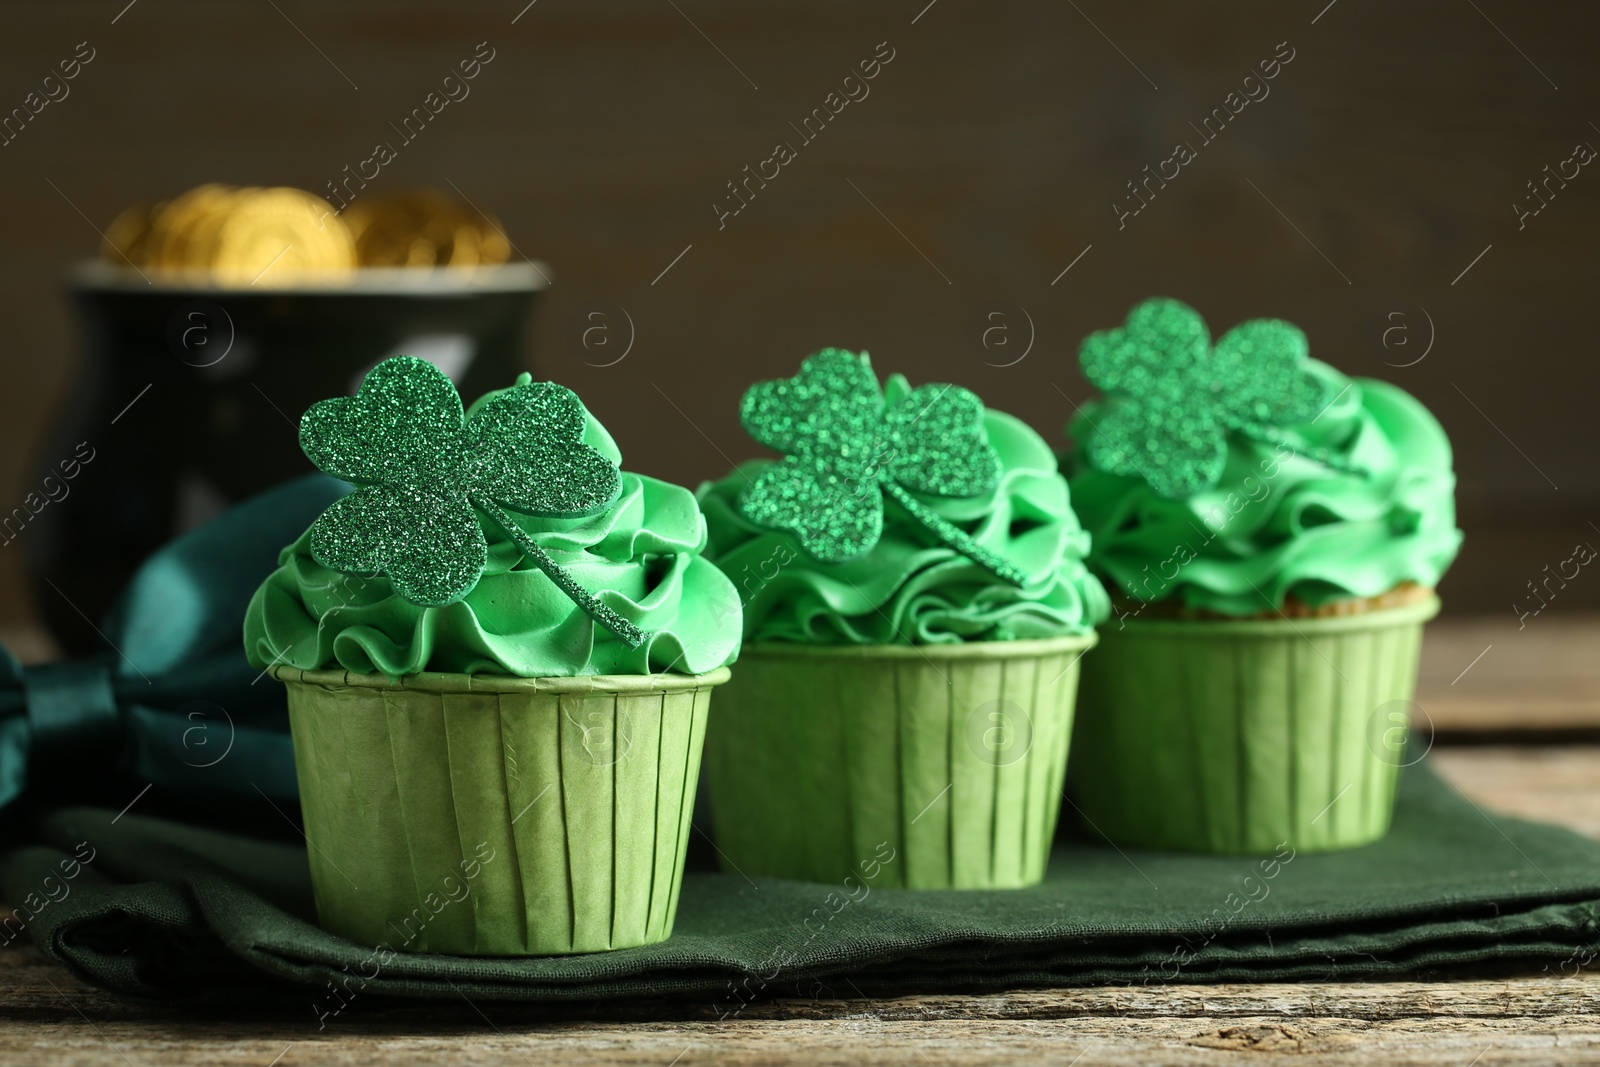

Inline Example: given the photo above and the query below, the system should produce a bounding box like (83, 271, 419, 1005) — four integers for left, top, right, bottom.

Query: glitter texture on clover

(735, 348, 1026, 586)
(298, 355, 646, 648)
(1076, 297, 1359, 499)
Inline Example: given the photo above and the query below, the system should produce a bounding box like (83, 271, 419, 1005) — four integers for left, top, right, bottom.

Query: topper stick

(478, 500, 646, 649)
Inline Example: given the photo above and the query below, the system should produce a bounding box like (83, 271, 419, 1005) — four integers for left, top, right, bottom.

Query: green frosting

(244, 395, 741, 678)
(698, 375, 1109, 645)
(1066, 360, 1462, 617)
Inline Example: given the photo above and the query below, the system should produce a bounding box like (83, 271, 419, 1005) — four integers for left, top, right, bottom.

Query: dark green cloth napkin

(4, 760, 1597, 1008)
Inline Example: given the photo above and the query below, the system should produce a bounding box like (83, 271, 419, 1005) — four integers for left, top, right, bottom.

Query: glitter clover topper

(735, 348, 1026, 585)
(1079, 297, 1354, 499)
(299, 355, 645, 648)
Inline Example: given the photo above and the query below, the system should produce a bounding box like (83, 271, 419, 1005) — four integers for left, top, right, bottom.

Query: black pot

(27, 261, 549, 653)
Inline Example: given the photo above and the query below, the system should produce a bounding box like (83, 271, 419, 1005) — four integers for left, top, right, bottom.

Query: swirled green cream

(1065, 360, 1462, 617)
(244, 392, 741, 678)
(698, 374, 1109, 645)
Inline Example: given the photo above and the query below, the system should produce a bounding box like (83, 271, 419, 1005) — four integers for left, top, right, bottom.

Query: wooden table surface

(4, 616, 1600, 1065)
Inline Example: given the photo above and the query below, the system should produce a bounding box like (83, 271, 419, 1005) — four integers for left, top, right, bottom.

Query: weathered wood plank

(3, 977, 1600, 1067)
(4, 930, 1600, 1064)
(1431, 745, 1600, 839)
(1418, 615, 1600, 732)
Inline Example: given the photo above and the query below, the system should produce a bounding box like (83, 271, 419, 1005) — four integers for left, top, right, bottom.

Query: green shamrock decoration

(300, 355, 645, 648)
(1079, 297, 1349, 498)
(736, 348, 1026, 586)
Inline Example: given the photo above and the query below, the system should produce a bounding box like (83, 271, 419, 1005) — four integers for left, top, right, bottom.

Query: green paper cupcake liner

(705, 634, 1098, 890)
(1071, 595, 1441, 855)
(272, 665, 729, 956)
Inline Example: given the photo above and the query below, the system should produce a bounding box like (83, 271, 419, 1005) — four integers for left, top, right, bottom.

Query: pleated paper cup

(271, 665, 729, 956)
(1071, 594, 1440, 854)
(705, 634, 1097, 890)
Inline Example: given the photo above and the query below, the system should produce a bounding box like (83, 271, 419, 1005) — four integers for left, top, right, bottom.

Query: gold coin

(439, 221, 475, 267)
(206, 187, 356, 283)
(344, 189, 512, 268)
(100, 183, 508, 276)
(147, 184, 243, 270)
(101, 201, 158, 266)
(343, 191, 446, 266)
(180, 186, 252, 271)
(477, 220, 511, 266)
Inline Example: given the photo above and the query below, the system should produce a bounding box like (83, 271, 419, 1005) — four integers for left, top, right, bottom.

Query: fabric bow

(0, 475, 349, 829)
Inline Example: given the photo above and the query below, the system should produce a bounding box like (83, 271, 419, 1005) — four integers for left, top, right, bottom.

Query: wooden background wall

(1, 0, 1597, 627)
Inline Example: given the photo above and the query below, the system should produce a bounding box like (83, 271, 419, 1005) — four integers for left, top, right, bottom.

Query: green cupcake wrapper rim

(273, 665, 728, 956)
(271, 665, 731, 693)
(727, 633, 1099, 660)
(1072, 594, 1440, 855)
(707, 632, 1098, 891)
(1106, 594, 1440, 636)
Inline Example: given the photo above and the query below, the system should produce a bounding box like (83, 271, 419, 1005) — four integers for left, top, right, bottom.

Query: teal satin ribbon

(0, 475, 349, 816)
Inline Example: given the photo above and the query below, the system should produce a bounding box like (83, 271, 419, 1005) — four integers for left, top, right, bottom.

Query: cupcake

(697, 349, 1108, 889)
(245, 355, 739, 955)
(1064, 298, 1462, 854)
